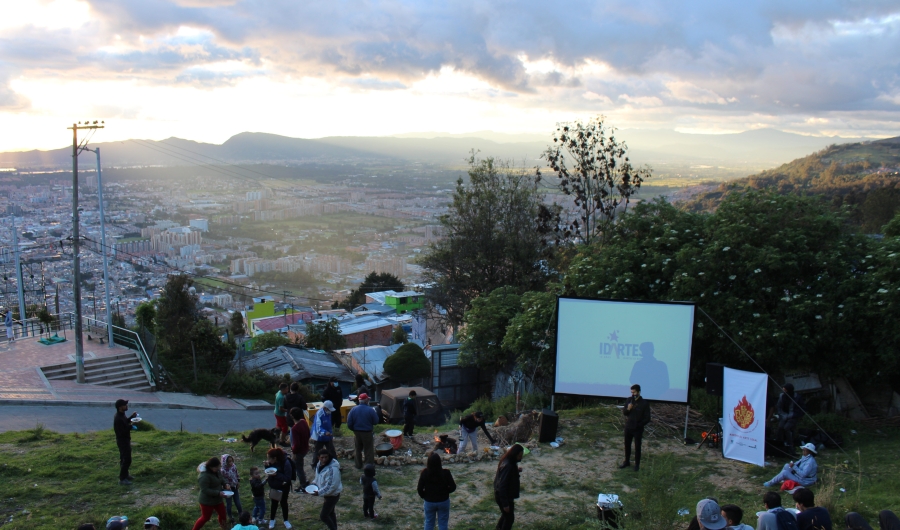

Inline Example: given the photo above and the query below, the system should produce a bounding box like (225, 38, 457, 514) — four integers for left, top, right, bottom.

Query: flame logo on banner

(733, 395, 755, 429)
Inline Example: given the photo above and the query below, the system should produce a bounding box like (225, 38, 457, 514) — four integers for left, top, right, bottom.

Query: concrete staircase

(41, 352, 154, 391)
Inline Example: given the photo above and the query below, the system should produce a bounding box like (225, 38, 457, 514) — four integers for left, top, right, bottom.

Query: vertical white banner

(722, 367, 767, 466)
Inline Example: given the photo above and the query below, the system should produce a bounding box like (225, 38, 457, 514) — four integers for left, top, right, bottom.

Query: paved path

(0, 405, 272, 434)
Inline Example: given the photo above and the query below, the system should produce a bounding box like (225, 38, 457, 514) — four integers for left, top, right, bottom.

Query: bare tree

(538, 116, 651, 246)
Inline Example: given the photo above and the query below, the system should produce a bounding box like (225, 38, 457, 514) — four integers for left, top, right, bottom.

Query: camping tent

(379, 386, 444, 426)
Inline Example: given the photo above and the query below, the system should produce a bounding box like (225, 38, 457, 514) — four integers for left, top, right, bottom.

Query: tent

(379, 386, 445, 426)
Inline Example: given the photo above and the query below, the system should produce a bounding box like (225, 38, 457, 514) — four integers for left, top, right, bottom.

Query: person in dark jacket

(347, 393, 380, 469)
(191, 456, 230, 530)
(620, 384, 651, 472)
(113, 399, 138, 485)
(360, 463, 382, 519)
(418, 452, 456, 530)
(402, 390, 417, 437)
(265, 447, 293, 529)
(282, 383, 305, 429)
(289, 407, 310, 490)
(457, 411, 496, 454)
(494, 443, 524, 530)
(322, 377, 343, 432)
(774, 383, 805, 453)
(354, 374, 369, 404)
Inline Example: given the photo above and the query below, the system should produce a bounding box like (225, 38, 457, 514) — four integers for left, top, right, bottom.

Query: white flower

(625, 279, 630, 283)
(723, 247, 731, 251)
(698, 322, 704, 327)
(838, 313, 843, 317)
(641, 264, 647, 268)
(815, 315, 823, 320)
(816, 294, 823, 298)
(698, 272, 705, 275)
(838, 304, 844, 308)
(682, 273, 688, 277)
(729, 275, 736, 280)
(866, 255, 873, 258)
(877, 288, 889, 294)
(754, 269, 761, 273)
(753, 313, 760, 317)
(749, 299, 754, 304)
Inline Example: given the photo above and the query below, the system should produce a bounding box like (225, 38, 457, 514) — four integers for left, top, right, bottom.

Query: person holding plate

(113, 399, 138, 485)
(191, 456, 230, 530)
(312, 449, 343, 530)
(264, 448, 294, 529)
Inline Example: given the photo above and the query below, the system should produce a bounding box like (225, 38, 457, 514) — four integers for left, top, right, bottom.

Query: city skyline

(1, 1, 899, 152)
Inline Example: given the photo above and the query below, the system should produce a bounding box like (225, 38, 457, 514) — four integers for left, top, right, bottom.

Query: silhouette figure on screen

(629, 342, 669, 400)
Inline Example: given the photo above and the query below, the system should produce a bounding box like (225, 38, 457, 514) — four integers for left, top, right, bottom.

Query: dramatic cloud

(1, 0, 899, 150)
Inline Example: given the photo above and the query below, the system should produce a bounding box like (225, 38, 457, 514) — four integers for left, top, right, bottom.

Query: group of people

(689, 491, 900, 530)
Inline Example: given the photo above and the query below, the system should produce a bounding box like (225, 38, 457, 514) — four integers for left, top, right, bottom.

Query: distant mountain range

(0, 129, 882, 171)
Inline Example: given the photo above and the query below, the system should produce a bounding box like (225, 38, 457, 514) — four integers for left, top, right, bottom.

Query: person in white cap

(696, 498, 727, 529)
(309, 400, 337, 468)
(764, 442, 818, 488)
(143, 516, 160, 530)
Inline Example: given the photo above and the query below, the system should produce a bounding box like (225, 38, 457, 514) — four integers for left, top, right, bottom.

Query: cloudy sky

(1, 0, 899, 151)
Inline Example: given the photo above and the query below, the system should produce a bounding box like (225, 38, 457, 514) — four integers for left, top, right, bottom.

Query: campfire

(433, 433, 458, 454)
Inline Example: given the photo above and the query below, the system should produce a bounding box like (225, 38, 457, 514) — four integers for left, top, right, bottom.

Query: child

(231, 511, 259, 530)
(360, 463, 382, 519)
(221, 454, 243, 525)
(249, 466, 267, 525)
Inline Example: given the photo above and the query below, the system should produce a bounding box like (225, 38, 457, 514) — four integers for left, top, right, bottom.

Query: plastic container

(385, 429, 403, 450)
(340, 399, 356, 424)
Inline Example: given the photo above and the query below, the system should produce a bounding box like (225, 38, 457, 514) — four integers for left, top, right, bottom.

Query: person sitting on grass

(793, 488, 832, 530)
(144, 517, 160, 530)
(720, 504, 753, 530)
(231, 511, 258, 530)
(106, 517, 129, 530)
(764, 443, 818, 488)
(695, 498, 726, 529)
(78, 525, 96, 530)
(879, 510, 900, 530)
(844, 512, 874, 530)
(756, 492, 796, 530)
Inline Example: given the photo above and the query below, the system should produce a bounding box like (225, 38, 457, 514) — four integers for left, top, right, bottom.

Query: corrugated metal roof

(236, 345, 354, 382)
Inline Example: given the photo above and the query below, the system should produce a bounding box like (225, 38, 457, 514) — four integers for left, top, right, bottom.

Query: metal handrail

(7, 312, 76, 339)
(82, 316, 155, 386)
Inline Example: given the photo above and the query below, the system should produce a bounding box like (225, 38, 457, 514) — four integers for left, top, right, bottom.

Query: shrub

(383, 343, 430, 383)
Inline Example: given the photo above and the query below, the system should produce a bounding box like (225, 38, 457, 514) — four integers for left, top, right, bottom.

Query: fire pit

(433, 433, 458, 454)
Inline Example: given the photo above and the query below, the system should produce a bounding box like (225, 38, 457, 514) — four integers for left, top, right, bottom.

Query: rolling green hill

(686, 136, 900, 232)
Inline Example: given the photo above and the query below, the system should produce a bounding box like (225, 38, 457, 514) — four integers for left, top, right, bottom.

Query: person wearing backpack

(264, 448, 294, 530)
(756, 491, 799, 530)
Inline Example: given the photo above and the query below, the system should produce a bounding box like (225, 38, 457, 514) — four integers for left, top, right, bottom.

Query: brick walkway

(0, 336, 260, 410)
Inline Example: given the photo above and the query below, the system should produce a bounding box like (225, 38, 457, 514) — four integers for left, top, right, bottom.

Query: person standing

(418, 452, 456, 530)
(457, 411, 496, 454)
(283, 383, 305, 430)
(494, 444, 524, 530)
(4, 310, 14, 343)
(113, 399, 137, 485)
(273, 383, 289, 445)
(322, 377, 343, 432)
(191, 456, 229, 530)
(264, 448, 293, 530)
(347, 393, 379, 469)
(619, 384, 651, 472)
(773, 383, 805, 454)
(312, 449, 343, 530)
(309, 400, 337, 470)
(403, 390, 418, 438)
(289, 408, 310, 490)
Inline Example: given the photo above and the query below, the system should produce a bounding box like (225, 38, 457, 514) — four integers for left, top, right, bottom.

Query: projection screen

(554, 297, 696, 403)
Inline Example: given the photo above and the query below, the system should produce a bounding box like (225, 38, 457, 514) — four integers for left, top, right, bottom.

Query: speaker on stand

(538, 408, 559, 443)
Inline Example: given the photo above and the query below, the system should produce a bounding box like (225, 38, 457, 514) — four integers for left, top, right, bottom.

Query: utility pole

(85, 147, 114, 347)
(68, 121, 104, 383)
(12, 215, 27, 338)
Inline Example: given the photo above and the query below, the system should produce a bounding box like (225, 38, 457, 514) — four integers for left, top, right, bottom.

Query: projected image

(554, 297, 695, 403)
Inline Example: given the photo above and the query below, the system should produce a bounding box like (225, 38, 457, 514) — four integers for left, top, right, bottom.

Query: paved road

(0, 406, 271, 434)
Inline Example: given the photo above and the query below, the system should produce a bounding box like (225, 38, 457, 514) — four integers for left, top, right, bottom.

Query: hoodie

(221, 454, 240, 489)
(314, 457, 343, 497)
(310, 407, 334, 442)
(360, 464, 382, 499)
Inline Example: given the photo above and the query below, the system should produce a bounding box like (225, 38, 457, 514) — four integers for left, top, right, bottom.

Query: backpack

(775, 509, 800, 530)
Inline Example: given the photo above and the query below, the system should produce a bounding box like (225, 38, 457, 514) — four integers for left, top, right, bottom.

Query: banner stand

(683, 405, 690, 442)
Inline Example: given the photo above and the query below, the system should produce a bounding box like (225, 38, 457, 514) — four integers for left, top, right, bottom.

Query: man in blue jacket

(310, 400, 336, 471)
(347, 393, 380, 469)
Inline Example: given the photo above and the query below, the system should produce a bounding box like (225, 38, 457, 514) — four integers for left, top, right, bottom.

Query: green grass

(1, 409, 898, 529)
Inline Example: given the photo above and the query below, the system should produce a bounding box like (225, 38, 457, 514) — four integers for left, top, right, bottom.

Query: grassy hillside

(1, 407, 898, 530)
(686, 137, 900, 232)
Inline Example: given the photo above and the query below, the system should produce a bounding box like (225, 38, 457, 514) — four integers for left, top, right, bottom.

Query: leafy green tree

(502, 291, 558, 393)
(538, 116, 651, 246)
(421, 154, 552, 332)
(229, 311, 246, 338)
(155, 274, 200, 376)
(135, 301, 157, 333)
(339, 272, 404, 310)
(383, 342, 430, 383)
(457, 286, 523, 371)
(252, 331, 290, 352)
(190, 318, 236, 375)
(564, 192, 877, 383)
(303, 319, 346, 351)
(884, 211, 900, 237)
(391, 324, 408, 345)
